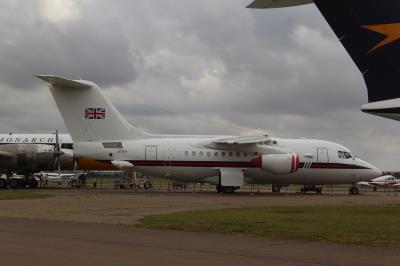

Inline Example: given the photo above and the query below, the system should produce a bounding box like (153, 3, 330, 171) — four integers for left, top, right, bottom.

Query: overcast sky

(0, 0, 399, 170)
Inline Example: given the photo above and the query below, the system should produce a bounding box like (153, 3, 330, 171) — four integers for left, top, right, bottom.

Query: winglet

(36, 75, 93, 89)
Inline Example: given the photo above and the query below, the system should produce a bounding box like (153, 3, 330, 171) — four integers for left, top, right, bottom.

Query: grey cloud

(0, 0, 136, 90)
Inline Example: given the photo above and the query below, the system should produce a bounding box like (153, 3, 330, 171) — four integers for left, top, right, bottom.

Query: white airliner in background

(358, 175, 400, 191)
(37, 75, 382, 194)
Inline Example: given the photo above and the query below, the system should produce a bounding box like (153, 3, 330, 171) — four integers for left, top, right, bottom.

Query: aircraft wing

(0, 151, 15, 159)
(213, 135, 270, 145)
(36, 75, 93, 89)
(357, 181, 374, 187)
(247, 0, 312, 9)
(44, 173, 76, 177)
(203, 135, 271, 151)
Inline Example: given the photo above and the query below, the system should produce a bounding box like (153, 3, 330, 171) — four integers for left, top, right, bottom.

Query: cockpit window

(338, 151, 353, 159)
(343, 151, 352, 159)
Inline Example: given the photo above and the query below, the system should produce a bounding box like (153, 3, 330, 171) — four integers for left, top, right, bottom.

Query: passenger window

(236, 152, 241, 157)
(192, 151, 197, 157)
(273, 141, 277, 145)
(229, 152, 233, 157)
(199, 151, 204, 157)
(254, 152, 258, 156)
(184, 151, 189, 157)
(244, 153, 247, 158)
(214, 151, 218, 157)
(207, 151, 211, 157)
(222, 152, 226, 157)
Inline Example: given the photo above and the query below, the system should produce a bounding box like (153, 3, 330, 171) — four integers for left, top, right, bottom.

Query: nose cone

(357, 159, 383, 180)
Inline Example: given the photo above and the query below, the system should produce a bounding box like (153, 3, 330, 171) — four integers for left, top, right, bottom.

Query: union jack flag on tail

(85, 107, 106, 119)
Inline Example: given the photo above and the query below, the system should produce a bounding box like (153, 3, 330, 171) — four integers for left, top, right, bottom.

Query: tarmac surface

(0, 190, 399, 265)
(1, 217, 399, 266)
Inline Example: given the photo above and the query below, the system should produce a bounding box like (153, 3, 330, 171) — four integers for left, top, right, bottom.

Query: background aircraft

(358, 175, 400, 191)
(248, 0, 400, 121)
(37, 75, 381, 194)
(0, 132, 116, 188)
(0, 132, 73, 188)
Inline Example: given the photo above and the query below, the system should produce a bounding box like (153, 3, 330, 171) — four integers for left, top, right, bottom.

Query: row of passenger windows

(338, 151, 353, 159)
(184, 151, 249, 158)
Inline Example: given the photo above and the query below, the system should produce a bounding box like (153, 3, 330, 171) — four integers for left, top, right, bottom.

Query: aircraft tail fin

(312, 0, 400, 104)
(248, 0, 400, 120)
(37, 75, 147, 142)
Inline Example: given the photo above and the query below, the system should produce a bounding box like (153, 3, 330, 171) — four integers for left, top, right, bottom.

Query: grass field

(137, 205, 400, 247)
(0, 191, 52, 200)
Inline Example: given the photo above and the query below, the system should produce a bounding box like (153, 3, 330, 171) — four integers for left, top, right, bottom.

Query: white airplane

(358, 175, 400, 191)
(36, 75, 382, 194)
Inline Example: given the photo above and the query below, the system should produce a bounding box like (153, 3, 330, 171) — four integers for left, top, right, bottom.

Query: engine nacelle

(261, 154, 299, 175)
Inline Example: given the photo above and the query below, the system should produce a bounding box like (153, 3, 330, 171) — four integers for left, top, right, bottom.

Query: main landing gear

(216, 185, 237, 194)
(272, 185, 281, 193)
(349, 186, 360, 195)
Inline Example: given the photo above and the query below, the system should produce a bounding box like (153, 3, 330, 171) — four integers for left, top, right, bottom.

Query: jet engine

(260, 153, 299, 175)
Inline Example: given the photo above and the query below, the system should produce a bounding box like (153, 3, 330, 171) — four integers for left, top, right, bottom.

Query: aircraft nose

(359, 159, 382, 179)
(370, 165, 383, 179)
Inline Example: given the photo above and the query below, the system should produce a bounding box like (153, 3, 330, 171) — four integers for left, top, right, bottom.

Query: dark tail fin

(313, 0, 400, 103)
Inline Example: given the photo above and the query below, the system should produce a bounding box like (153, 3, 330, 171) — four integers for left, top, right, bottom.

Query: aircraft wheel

(221, 186, 235, 194)
(349, 187, 360, 195)
(27, 179, 38, 188)
(71, 180, 78, 187)
(373, 187, 377, 192)
(143, 181, 152, 190)
(216, 185, 223, 193)
(0, 179, 6, 189)
(272, 185, 281, 193)
(9, 179, 19, 189)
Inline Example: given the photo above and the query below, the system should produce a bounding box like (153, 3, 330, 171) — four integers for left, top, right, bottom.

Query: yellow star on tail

(362, 23, 400, 53)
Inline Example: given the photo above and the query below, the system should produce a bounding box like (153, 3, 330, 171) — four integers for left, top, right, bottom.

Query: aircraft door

(145, 146, 157, 161)
(161, 149, 175, 167)
(317, 148, 329, 163)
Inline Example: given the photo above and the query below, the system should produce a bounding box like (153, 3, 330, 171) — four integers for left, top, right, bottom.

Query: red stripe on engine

(291, 155, 295, 173)
(294, 154, 300, 172)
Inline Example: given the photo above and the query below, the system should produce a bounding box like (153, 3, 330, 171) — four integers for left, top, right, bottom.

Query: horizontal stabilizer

(36, 75, 93, 90)
(247, 0, 312, 9)
(361, 98, 400, 121)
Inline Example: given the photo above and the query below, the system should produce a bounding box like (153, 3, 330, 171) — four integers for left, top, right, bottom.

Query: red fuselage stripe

(129, 160, 258, 168)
